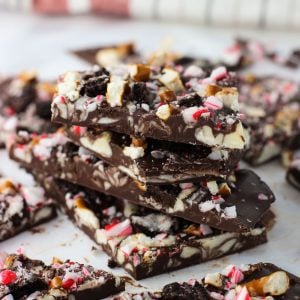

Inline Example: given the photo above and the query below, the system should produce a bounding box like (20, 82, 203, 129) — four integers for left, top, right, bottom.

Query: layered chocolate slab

(66, 126, 242, 184)
(51, 65, 247, 150)
(9, 131, 275, 232)
(113, 262, 300, 299)
(0, 254, 48, 299)
(0, 253, 125, 300)
(239, 75, 300, 165)
(0, 177, 56, 242)
(37, 175, 270, 280)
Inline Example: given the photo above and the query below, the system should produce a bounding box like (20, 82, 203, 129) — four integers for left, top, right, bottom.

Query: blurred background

(0, 0, 300, 78)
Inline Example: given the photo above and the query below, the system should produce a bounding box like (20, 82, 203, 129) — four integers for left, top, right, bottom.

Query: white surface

(0, 11, 300, 290)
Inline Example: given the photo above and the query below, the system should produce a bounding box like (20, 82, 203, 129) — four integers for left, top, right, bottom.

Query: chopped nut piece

(207, 181, 219, 195)
(156, 104, 172, 121)
(4, 255, 14, 268)
(159, 90, 177, 103)
(242, 271, 290, 296)
(123, 146, 145, 160)
(129, 64, 151, 82)
(159, 68, 184, 92)
(204, 272, 223, 288)
(106, 78, 128, 107)
(215, 87, 239, 111)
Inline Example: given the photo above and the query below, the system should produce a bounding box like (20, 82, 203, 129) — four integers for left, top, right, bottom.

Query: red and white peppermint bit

(102, 206, 117, 216)
(211, 195, 225, 205)
(155, 233, 168, 241)
(0, 270, 17, 285)
(210, 66, 227, 81)
(258, 193, 268, 200)
(187, 278, 197, 286)
(54, 95, 66, 104)
(192, 108, 211, 120)
(236, 286, 250, 300)
(247, 41, 264, 60)
(133, 254, 140, 267)
(229, 266, 244, 284)
(204, 96, 223, 110)
(105, 219, 133, 237)
(82, 267, 90, 277)
(72, 126, 87, 136)
(183, 65, 204, 77)
(223, 45, 242, 66)
(210, 291, 224, 300)
(95, 95, 104, 102)
(62, 278, 76, 290)
(182, 106, 202, 123)
(281, 82, 297, 96)
(222, 264, 236, 277)
(16, 246, 25, 255)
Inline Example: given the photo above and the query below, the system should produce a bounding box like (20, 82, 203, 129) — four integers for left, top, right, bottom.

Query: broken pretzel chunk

(96, 42, 135, 67)
(129, 64, 151, 82)
(205, 84, 222, 97)
(106, 78, 128, 107)
(0, 179, 17, 195)
(241, 271, 290, 296)
(159, 90, 177, 103)
(159, 68, 184, 92)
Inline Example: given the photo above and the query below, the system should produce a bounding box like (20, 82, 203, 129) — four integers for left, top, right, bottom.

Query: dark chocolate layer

(51, 66, 246, 149)
(9, 131, 275, 232)
(66, 125, 242, 184)
(37, 174, 269, 280)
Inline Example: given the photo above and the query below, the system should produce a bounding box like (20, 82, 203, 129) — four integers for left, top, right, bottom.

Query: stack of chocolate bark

(9, 63, 276, 279)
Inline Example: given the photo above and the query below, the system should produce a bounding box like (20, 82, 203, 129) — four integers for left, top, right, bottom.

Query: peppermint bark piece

(0, 74, 58, 147)
(37, 175, 270, 280)
(66, 126, 242, 184)
(0, 254, 125, 300)
(110, 262, 300, 299)
(239, 75, 300, 165)
(199, 262, 300, 299)
(9, 131, 275, 232)
(0, 253, 47, 299)
(51, 65, 246, 149)
(0, 177, 56, 242)
(41, 259, 125, 300)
